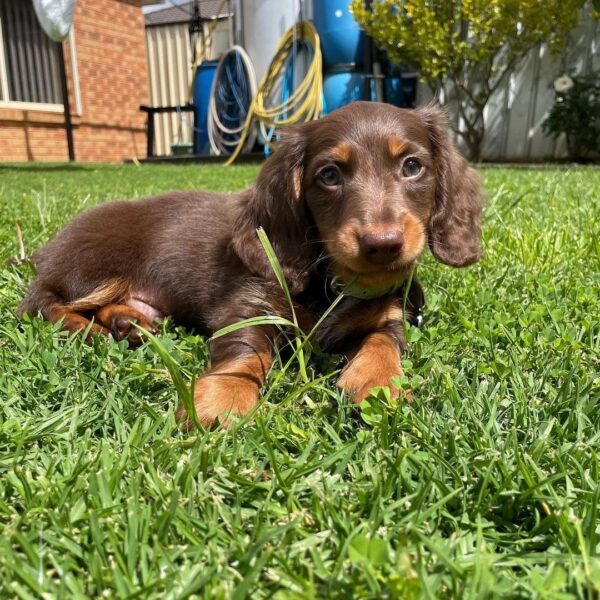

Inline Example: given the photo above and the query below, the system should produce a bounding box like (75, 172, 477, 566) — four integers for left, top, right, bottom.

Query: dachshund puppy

(19, 102, 483, 427)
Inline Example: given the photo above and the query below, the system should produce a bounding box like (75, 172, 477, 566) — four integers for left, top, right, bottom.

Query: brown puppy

(18, 102, 483, 427)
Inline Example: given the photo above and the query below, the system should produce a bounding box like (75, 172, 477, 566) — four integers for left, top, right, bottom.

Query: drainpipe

(57, 40, 75, 161)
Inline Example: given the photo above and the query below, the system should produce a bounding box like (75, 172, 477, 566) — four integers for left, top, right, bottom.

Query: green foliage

(350, 0, 595, 160)
(543, 73, 600, 161)
(351, 0, 584, 80)
(0, 162, 600, 597)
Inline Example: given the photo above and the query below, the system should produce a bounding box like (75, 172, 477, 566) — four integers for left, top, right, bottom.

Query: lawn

(0, 162, 599, 598)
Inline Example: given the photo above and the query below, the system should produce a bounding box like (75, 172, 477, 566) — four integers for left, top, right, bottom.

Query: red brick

(1, 0, 149, 163)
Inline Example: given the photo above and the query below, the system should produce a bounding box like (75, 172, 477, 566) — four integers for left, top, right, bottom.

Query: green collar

(330, 276, 407, 300)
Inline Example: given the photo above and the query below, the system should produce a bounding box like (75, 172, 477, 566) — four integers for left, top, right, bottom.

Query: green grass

(0, 162, 599, 598)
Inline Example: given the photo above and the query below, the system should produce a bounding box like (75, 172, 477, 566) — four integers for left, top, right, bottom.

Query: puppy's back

(20, 190, 239, 317)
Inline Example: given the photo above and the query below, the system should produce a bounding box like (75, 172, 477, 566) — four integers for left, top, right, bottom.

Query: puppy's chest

(293, 277, 425, 351)
(295, 286, 382, 351)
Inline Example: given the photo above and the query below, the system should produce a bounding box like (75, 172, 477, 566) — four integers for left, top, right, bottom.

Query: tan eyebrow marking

(330, 142, 352, 163)
(388, 136, 408, 158)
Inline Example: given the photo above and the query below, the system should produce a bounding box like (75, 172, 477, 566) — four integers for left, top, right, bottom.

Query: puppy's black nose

(359, 230, 404, 265)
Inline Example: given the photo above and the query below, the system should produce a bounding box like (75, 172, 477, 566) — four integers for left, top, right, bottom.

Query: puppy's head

(233, 102, 483, 295)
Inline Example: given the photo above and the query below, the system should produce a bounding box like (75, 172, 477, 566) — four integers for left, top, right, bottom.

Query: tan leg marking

(179, 351, 272, 429)
(66, 278, 131, 312)
(46, 303, 109, 339)
(94, 304, 157, 346)
(337, 332, 410, 403)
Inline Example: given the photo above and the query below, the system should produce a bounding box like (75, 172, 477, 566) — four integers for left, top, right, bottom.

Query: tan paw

(95, 304, 157, 346)
(337, 363, 407, 403)
(337, 347, 413, 403)
(337, 332, 412, 403)
(178, 372, 260, 430)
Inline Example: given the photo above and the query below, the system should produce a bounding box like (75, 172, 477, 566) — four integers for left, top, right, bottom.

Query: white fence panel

(418, 10, 599, 161)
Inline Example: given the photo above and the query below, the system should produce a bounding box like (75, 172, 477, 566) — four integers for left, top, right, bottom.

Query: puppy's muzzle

(358, 230, 404, 266)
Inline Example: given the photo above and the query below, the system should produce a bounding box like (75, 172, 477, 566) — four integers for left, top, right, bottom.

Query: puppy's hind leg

(18, 278, 132, 339)
(18, 284, 109, 338)
(94, 304, 158, 346)
(47, 303, 110, 338)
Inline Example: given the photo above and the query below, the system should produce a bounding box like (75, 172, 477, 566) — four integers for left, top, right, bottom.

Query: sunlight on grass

(0, 162, 599, 597)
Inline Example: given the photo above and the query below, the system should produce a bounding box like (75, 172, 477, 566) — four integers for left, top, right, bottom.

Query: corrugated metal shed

(144, 1, 231, 155)
(145, 1, 232, 27)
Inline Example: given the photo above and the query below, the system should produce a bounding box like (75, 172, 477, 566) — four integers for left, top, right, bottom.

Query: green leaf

(211, 315, 296, 339)
(349, 534, 389, 566)
(136, 325, 199, 430)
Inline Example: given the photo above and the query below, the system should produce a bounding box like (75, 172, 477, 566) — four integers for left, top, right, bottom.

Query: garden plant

(351, 0, 600, 161)
(543, 73, 600, 162)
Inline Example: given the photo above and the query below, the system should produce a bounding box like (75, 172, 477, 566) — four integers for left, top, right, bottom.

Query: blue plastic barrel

(312, 0, 365, 67)
(399, 73, 418, 107)
(192, 60, 218, 155)
(384, 76, 404, 107)
(323, 69, 373, 114)
(383, 59, 418, 107)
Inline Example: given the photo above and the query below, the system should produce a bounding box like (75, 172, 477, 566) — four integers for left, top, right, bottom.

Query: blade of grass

(135, 325, 202, 431)
(210, 315, 297, 340)
(256, 227, 309, 383)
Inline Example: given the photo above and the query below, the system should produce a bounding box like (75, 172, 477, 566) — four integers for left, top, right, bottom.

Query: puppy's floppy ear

(418, 107, 483, 267)
(232, 127, 316, 294)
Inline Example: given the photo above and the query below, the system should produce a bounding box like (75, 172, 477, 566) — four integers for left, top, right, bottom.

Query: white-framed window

(0, 0, 80, 113)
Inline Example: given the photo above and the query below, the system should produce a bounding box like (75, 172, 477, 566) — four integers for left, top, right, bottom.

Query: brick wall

(0, 0, 149, 163)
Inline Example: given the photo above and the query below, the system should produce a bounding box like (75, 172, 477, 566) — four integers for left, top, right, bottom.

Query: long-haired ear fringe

(418, 106, 483, 267)
(231, 127, 317, 294)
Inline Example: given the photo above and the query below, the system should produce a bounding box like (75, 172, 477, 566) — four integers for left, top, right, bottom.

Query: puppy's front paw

(337, 341, 412, 403)
(337, 362, 407, 403)
(178, 372, 260, 430)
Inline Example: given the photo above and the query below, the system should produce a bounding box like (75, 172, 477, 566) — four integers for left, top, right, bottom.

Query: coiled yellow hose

(226, 21, 323, 165)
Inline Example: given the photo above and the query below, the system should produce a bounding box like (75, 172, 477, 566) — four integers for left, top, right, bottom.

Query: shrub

(351, 0, 598, 162)
(542, 73, 600, 162)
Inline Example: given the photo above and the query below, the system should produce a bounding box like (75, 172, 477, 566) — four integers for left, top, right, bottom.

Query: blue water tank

(384, 76, 404, 107)
(323, 70, 409, 113)
(399, 73, 418, 108)
(383, 60, 418, 107)
(323, 69, 373, 114)
(312, 0, 365, 67)
(192, 61, 218, 155)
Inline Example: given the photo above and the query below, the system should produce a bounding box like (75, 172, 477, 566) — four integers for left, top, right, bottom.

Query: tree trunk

(450, 79, 486, 162)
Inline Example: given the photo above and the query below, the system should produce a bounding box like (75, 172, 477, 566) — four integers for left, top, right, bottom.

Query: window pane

(0, 0, 62, 104)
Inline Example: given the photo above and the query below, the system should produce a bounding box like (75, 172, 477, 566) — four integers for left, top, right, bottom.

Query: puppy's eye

(402, 158, 423, 178)
(319, 166, 342, 187)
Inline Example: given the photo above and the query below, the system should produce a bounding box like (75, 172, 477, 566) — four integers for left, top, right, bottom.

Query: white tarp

(32, 0, 76, 41)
